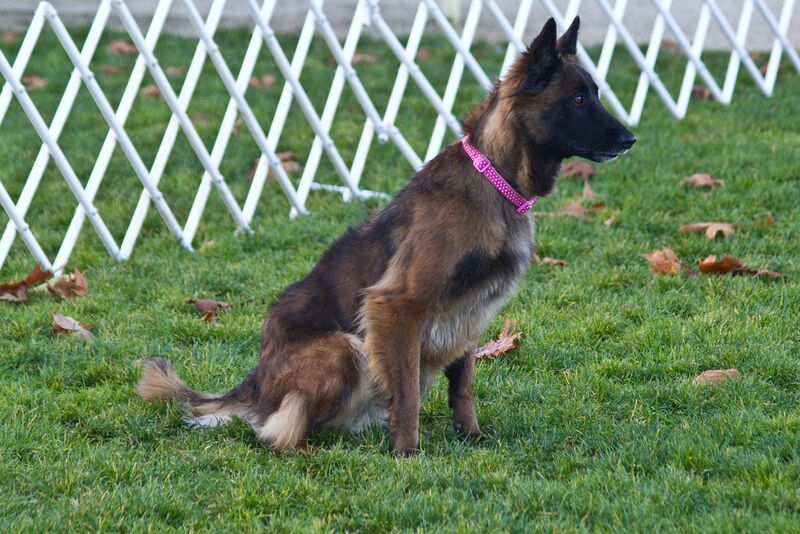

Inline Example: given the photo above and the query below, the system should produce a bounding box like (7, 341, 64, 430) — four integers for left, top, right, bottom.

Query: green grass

(1, 26, 799, 532)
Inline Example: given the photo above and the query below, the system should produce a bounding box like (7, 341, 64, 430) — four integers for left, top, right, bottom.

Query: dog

(137, 17, 635, 456)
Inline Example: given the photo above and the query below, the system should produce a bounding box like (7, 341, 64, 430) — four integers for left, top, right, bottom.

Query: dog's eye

(572, 95, 584, 105)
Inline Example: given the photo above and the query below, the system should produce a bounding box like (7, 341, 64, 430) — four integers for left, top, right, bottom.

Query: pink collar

(461, 137, 536, 214)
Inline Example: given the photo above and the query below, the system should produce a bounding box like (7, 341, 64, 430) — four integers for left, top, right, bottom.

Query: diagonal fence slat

(0, 0, 796, 274)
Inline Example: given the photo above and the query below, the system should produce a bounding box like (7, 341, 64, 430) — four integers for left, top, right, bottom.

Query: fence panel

(0, 0, 797, 274)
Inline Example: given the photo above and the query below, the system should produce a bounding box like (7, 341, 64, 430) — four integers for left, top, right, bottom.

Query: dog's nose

(620, 132, 637, 150)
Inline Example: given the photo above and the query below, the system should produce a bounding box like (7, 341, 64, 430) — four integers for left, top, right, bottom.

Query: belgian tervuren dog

(137, 17, 635, 456)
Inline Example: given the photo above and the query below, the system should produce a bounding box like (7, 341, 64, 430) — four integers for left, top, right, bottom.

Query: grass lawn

(1, 23, 799, 532)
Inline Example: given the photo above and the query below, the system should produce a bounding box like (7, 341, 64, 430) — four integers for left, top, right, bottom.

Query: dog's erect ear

(557, 17, 580, 59)
(516, 18, 559, 93)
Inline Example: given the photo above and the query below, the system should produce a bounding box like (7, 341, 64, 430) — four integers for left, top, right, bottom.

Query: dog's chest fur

(421, 217, 533, 366)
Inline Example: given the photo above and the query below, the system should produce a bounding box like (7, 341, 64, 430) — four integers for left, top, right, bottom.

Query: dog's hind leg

(253, 392, 309, 450)
(247, 332, 364, 450)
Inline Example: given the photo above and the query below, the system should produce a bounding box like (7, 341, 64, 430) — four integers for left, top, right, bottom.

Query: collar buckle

(472, 155, 491, 173)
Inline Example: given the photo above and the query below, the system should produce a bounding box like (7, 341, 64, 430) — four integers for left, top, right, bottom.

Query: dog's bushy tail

(136, 356, 250, 420)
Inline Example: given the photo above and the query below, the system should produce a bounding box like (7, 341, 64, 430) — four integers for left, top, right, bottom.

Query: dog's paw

(453, 420, 483, 442)
(391, 432, 420, 457)
(392, 445, 421, 458)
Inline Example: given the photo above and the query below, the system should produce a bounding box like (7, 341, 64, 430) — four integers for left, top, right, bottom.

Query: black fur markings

(446, 247, 524, 298)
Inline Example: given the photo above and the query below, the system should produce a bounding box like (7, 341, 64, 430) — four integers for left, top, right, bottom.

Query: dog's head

(504, 17, 636, 162)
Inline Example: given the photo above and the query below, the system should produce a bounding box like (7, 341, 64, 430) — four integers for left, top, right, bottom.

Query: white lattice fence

(0, 0, 797, 275)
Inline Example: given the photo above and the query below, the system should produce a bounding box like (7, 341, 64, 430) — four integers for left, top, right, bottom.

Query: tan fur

(257, 392, 308, 450)
(136, 358, 190, 402)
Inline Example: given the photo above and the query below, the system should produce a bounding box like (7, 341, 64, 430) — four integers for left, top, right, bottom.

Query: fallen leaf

(560, 161, 595, 180)
(191, 111, 209, 125)
(693, 368, 738, 385)
(0, 286, 27, 303)
(641, 247, 685, 275)
(248, 152, 302, 179)
(352, 52, 379, 65)
(166, 65, 186, 76)
(748, 268, 783, 279)
(46, 269, 89, 299)
(22, 75, 47, 91)
(199, 239, 215, 251)
(52, 313, 93, 340)
(474, 318, 521, 361)
(679, 222, 735, 240)
(532, 254, 567, 267)
(698, 254, 742, 274)
(249, 74, 276, 90)
(0, 264, 52, 303)
(661, 39, 678, 50)
(140, 84, 162, 99)
(691, 86, 712, 100)
(581, 179, 596, 201)
(754, 212, 774, 226)
(698, 255, 782, 278)
(186, 298, 230, 321)
(233, 116, 244, 133)
(1, 31, 19, 43)
(547, 203, 601, 221)
(679, 173, 725, 189)
(108, 39, 138, 55)
(416, 47, 431, 61)
(98, 64, 122, 75)
(603, 215, 617, 227)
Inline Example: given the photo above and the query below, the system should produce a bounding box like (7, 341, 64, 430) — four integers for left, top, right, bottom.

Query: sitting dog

(137, 17, 635, 456)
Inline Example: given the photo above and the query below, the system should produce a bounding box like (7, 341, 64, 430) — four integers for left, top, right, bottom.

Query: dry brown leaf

(22, 75, 47, 91)
(0, 264, 52, 303)
(548, 203, 601, 221)
(603, 215, 617, 227)
(248, 152, 301, 179)
(199, 239, 215, 251)
(754, 212, 774, 226)
(191, 111, 210, 125)
(581, 179, 596, 201)
(0, 286, 28, 303)
(748, 268, 783, 279)
(661, 39, 678, 50)
(46, 269, 89, 299)
(52, 313, 93, 340)
(698, 255, 782, 279)
(108, 39, 138, 55)
(691, 86, 712, 100)
(679, 222, 735, 240)
(698, 255, 743, 274)
(641, 247, 684, 275)
(140, 84, 162, 99)
(352, 52, 379, 65)
(416, 47, 431, 61)
(233, 116, 244, 134)
(98, 64, 122, 75)
(1, 31, 19, 43)
(186, 298, 230, 321)
(679, 173, 725, 189)
(693, 368, 738, 385)
(249, 74, 276, 90)
(532, 254, 567, 267)
(474, 318, 522, 361)
(561, 161, 595, 180)
(166, 65, 187, 76)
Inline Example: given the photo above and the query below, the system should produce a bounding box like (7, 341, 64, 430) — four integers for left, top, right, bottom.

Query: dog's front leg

(364, 291, 424, 457)
(444, 352, 482, 440)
